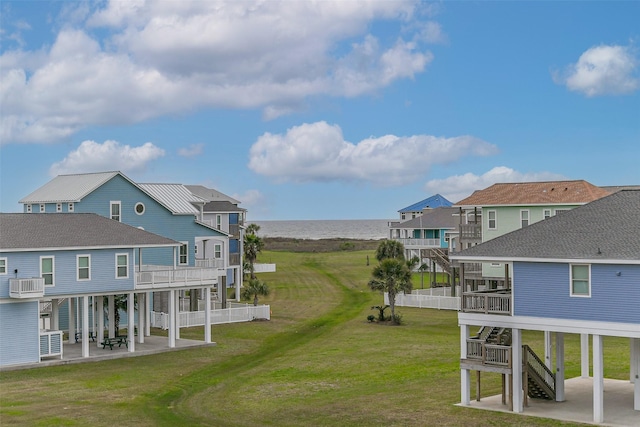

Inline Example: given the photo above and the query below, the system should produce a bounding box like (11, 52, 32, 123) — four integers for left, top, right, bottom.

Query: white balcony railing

(10, 278, 45, 298)
(394, 238, 441, 248)
(136, 267, 219, 290)
(195, 258, 225, 269)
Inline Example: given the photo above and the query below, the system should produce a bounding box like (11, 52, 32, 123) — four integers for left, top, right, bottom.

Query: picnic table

(74, 331, 97, 343)
(100, 336, 128, 350)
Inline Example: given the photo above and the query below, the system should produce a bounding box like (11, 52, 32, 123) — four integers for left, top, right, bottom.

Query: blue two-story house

(19, 172, 231, 315)
(0, 213, 209, 368)
(450, 189, 640, 424)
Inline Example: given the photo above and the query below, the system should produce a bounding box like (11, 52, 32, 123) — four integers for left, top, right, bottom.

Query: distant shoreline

(263, 237, 382, 252)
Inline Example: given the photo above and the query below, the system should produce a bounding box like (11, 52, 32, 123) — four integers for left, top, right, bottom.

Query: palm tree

(246, 223, 261, 235)
(244, 232, 264, 279)
(241, 278, 270, 306)
(368, 258, 412, 324)
(375, 239, 406, 262)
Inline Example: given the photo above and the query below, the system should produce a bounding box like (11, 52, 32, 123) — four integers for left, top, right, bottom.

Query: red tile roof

(454, 180, 611, 207)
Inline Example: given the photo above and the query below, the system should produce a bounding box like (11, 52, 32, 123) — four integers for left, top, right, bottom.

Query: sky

(1, 1, 639, 220)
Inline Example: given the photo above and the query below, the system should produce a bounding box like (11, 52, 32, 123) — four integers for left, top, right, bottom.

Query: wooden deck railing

(462, 290, 511, 314)
(460, 224, 482, 239)
(466, 339, 512, 367)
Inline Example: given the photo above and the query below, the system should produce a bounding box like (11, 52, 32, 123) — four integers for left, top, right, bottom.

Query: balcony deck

(10, 278, 45, 298)
(461, 289, 511, 315)
(135, 266, 219, 290)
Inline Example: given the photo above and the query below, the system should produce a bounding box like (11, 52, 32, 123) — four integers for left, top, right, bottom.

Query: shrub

(367, 315, 375, 323)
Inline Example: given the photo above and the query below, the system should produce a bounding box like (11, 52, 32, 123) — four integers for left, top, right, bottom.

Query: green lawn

(0, 250, 628, 426)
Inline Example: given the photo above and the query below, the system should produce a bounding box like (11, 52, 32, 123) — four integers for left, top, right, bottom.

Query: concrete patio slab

(458, 377, 639, 427)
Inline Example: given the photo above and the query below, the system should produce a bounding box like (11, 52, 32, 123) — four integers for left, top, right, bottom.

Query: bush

(391, 313, 403, 325)
(367, 315, 376, 322)
(339, 242, 356, 251)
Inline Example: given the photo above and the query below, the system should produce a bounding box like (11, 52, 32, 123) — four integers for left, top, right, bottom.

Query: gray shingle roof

(0, 213, 179, 251)
(390, 207, 458, 230)
(203, 200, 246, 213)
(451, 190, 640, 262)
(186, 185, 241, 204)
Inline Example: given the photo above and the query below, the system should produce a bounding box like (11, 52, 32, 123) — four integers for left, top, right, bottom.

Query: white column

(556, 332, 565, 402)
(460, 324, 471, 405)
(544, 331, 552, 371)
(68, 298, 76, 344)
(168, 290, 176, 348)
(512, 328, 523, 413)
(631, 338, 639, 411)
(51, 298, 59, 330)
(204, 287, 212, 344)
(137, 293, 145, 344)
(175, 289, 181, 340)
(145, 292, 151, 336)
(108, 295, 115, 338)
(593, 334, 604, 423)
(97, 296, 104, 346)
(127, 292, 135, 352)
(82, 296, 90, 357)
(235, 269, 241, 302)
(581, 334, 590, 378)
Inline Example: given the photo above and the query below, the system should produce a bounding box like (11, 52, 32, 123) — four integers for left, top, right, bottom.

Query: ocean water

(252, 219, 392, 240)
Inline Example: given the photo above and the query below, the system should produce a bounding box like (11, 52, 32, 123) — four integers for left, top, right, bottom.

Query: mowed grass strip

(0, 249, 627, 426)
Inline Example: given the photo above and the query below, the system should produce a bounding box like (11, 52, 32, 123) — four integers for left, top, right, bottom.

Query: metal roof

(0, 213, 179, 251)
(451, 190, 640, 262)
(399, 194, 452, 212)
(19, 172, 122, 203)
(186, 185, 241, 205)
(138, 183, 206, 215)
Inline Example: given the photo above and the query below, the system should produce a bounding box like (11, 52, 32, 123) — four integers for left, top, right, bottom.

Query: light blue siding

(0, 249, 136, 298)
(514, 262, 640, 324)
(0, 301, 40, 366)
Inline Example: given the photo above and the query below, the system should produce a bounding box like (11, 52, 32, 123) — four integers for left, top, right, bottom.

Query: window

(214, 244, 222, 259)
(216, 214, 222, 229)
(116, 254, 128, 278)
(487, 210, 497, 230)
(555, 209, 569, 215)
(570, 264, 590, 297)
(179, 243, 188, 265)
(56, 203, 62, 212)
(0, 258, 7, 274)
(40, 204, 45, 213)
(110, 201, 121, 221)
(77, 255, 91, 280)
(26, 204, 32, 213)
(135, 202, 145, 215)
(68, 203, 74, 212)
(41, 256, 55, 286)
(401, 213, 406, 220)
(543, 209, 551, 219)
(520, 210, 530, 228)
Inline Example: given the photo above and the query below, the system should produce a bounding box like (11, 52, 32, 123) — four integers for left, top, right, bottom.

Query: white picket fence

(151, 304, 270, 329)
(385, 289, 460, 311)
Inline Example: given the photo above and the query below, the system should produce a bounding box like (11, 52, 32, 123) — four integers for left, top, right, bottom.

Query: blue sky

(1, 1, 638, 220)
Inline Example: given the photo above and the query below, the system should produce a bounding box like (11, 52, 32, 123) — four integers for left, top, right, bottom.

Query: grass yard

(0, 249, 628, 426)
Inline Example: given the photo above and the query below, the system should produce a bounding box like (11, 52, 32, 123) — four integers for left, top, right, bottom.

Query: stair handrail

(430, 248, 451, 273)
(523, 344, 556, 396)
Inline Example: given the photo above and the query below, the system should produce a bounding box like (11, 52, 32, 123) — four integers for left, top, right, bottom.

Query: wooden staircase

(429, 248, 451, 275)
(475, 326, 512, 346)
(523, 344, 556, 400)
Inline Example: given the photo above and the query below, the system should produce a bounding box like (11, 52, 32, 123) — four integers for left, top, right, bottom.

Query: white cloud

(178, 143, 204, 158)
(49, 139, 165, 176)
(424, 166, 567, 203)
(2, 0, 436, 144)
(248, 121, 497, 186)
(554, 44, 639, 96)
